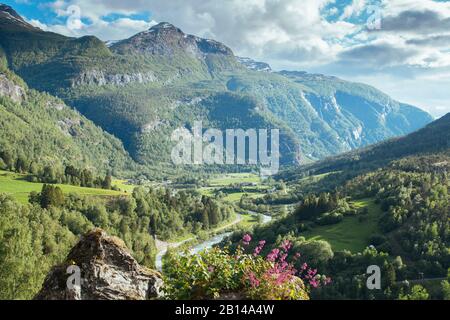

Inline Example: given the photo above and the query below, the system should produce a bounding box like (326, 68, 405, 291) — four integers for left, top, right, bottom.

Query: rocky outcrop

(71, 70, 157, 87)
(237, 57, 272, 72)
(111, 22, 234, 58)
(35, 229, 163, 300)
(0, 73, 25, 102)
(0, 4, 36, 30)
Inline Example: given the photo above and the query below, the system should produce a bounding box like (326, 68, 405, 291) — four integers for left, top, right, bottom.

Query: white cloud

(340, 0, 367, 20)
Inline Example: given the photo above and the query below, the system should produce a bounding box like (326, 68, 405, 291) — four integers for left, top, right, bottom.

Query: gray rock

(71, 70, 157, 87)
(0, 73, 25, 102)
(237, 57, 272, 72)
(35, 229, 163, 300)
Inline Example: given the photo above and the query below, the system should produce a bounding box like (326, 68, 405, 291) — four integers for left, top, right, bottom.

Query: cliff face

(0, 73, 25, 102)
(71, 70, 158, 87)
(35, 229, 163, 300)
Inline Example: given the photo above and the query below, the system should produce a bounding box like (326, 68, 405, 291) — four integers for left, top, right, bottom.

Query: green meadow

(208, 173, 261, 187)
(302, 198, 382, 253)
(0, 170, 127, 204)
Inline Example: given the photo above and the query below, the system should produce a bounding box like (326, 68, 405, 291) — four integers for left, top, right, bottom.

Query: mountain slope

(278, 113, 450, 182)
(0, 4, 433, 173)
(0, 66, 137, 176)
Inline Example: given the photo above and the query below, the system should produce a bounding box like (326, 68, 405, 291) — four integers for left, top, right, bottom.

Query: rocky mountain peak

(0, 3, 36, 30)
(0, 4, 24, 21)
(111, 21, 234, 57)
(35, 229, 163, 300)
(150, 21, 182, 32)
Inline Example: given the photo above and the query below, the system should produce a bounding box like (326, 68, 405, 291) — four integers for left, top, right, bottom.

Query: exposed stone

(237, 57, 272, 72)
(35, 229, 163, 300)
(57, 118, 81, 137)
(71, 70, 157, 87)
(0, 73, 25, 102)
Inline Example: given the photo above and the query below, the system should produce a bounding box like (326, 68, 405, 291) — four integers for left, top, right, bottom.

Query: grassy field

(112, 179, 136, 193)
(202, 173, 267, 203)
(222, 190, 266, 202)
(0, 170, 127, 204)
(200, 186, 267, 203)
(238, 213, 261, 228)
(302, 198, 381, 253)
(208, 173, 260, 187)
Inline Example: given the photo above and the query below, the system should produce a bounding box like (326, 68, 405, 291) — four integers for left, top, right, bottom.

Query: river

(155, 212, 272, 271)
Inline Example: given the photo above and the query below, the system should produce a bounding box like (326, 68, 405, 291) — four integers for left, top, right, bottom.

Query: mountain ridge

(112, 22, 235, 58)
(0, 4, 434, 175)
(277, 112, 450, 183)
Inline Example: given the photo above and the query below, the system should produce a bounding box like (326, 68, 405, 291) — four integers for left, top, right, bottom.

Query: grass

(302, 198, 381, 253)
(238, 213, 260, 228)
(208, 173, 260, 187)
(0, 170, 127, 204)
(222, 191, 266, 202)
(112, 178, 136, 193)
(202, 173, 267, 203)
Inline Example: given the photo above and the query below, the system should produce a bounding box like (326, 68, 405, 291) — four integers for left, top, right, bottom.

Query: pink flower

(253, 240, 266, 256)
(280, 240, 292, 252)
(267, 248, 280, 262)
(248, 272, 260, 288)
(242, 234, 252, 245)
(309, 279, 319, 288)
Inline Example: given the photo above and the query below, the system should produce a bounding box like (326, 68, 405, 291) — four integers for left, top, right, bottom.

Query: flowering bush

(162, 234, 330, 300)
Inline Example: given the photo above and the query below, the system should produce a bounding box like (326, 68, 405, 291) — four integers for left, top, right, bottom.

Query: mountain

(0, 66, 137, 176)
(0, 4, 434, 175)
(280, 113, 450, 181)
(112, 22, 234, 57)
(0, 4, 35, 31)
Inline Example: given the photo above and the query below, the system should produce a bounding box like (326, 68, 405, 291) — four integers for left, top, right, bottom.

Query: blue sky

(2, 0, 450, 117)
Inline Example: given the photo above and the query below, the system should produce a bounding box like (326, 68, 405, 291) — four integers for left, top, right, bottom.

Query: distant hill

(278, 113, 450, 182)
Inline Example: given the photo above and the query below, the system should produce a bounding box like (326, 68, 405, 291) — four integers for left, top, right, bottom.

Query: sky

(2, 0, 450, 118)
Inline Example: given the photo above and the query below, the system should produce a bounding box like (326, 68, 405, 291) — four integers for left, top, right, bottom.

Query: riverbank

(155, 212, 272, 271)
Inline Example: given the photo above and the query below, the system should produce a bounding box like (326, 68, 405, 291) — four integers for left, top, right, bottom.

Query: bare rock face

(35, 229, 163, 300)
(0, 73, 25, 102)
(71, 70, 157, 87)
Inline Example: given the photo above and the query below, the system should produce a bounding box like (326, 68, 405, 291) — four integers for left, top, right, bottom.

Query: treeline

(133, 187, 234, 239)
(0, 150, 114, 190)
